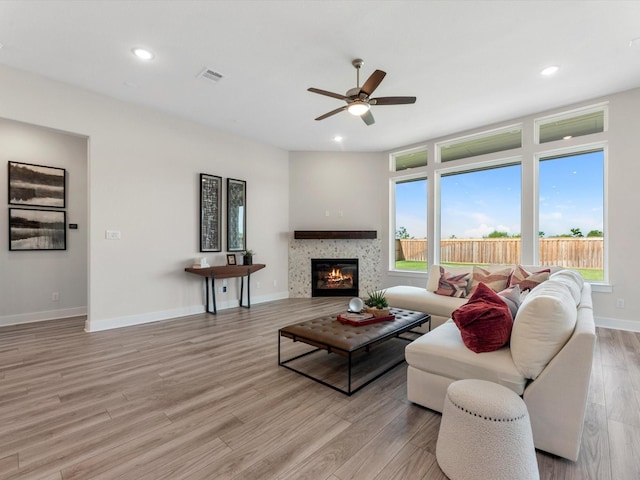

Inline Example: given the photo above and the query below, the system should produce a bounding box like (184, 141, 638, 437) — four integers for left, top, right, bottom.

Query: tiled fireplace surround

(288, 236, 382, 298)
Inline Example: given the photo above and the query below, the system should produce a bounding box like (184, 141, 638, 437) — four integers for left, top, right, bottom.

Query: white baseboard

(595, 316, 640, 333)
(86, 291, 290, 332)
(0, 307, 88, 328)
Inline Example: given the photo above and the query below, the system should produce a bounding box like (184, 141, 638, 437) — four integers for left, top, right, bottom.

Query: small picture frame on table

(226, 254, 236, 265)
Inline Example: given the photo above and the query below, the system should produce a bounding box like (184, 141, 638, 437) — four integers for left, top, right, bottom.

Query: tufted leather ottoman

(278, 308, 430, 395)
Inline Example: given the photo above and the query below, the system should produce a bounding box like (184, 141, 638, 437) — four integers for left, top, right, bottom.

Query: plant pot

(366, 307, 391, 318)
(243, 255, 253, 265)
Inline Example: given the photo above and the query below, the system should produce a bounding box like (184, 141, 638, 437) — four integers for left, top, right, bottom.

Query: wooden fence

(397, 238, 603, 269)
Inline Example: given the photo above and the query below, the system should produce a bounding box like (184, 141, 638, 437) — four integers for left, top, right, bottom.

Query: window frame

(534, 142, 608, 284)
(388, 102, 610, 287)
(390, 171, 429, 273)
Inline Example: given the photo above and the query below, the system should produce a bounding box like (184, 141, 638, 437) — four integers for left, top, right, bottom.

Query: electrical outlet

(52, 292, 60, 301)
(223, 286, 227, 293)
(273, 279, 277, 287)
(217, 286, 224, 294)
(256, 281, 261, 289)
(616, 298, 625, 309)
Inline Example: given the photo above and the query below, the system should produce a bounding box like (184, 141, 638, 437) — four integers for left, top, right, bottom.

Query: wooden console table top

(185, 263, 265, 279)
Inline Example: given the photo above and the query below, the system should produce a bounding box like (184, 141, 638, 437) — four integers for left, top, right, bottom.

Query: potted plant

(365, 289, 390, 318)
(242, 249, 255, 265)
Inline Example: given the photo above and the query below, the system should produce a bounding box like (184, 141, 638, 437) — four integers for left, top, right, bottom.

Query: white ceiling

(1, 1, 639, 153)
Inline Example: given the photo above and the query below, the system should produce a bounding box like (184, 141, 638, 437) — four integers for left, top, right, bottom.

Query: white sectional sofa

(386, 264, 597, 461)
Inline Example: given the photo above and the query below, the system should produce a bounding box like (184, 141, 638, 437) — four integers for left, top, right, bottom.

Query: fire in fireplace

(311, 258, 359, 297)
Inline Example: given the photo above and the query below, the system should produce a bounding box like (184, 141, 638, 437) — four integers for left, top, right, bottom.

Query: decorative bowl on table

(365, 307, 391, 318)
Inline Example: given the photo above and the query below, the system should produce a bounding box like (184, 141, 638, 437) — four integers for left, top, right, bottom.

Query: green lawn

(394, 260, 603, 281)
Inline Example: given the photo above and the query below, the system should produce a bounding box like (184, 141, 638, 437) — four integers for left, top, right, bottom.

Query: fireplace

(311, 258, 359, 297)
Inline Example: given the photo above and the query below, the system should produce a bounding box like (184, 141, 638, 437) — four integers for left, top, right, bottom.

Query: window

(394, 177, 427, 271)
(440, 164, 522, 265)
(388, 102, 609, 285)
(538, 149, 605, 281)
(393, 148, 427, 171)
(438, 126, 522, 162)
(537, 107, 606, 144)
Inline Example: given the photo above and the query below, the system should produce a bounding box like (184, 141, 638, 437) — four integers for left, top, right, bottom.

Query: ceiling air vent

(198, 68, 224, 83)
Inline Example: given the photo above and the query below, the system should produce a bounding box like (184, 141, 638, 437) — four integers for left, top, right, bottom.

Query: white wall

(0, 119, 88, 325)
(289, 151, 387, 231)
(0, 65, 290, 331)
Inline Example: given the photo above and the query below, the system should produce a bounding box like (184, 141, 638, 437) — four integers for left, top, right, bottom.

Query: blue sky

(396, 150, 604, 239)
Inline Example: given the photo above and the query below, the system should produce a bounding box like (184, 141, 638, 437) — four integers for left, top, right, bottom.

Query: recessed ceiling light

(630, 37, 640, 48)
(540, 65, 559, 76)
(333, 136, 343, 142)
(563, 135, 573, 140)
(132, 47, 154, 61)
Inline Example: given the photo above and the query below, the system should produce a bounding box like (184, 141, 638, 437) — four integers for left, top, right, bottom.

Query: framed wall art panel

(200, 173, 222, 252)
(9, 208, 67, 251)
(8, 161, 66, 208)
(227, 178, 246, 252)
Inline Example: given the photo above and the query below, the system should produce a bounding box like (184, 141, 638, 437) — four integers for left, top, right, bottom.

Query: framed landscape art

(9, 208, 67, 251)
(200, 173, 222, 252)
(8, 161, 66, 208)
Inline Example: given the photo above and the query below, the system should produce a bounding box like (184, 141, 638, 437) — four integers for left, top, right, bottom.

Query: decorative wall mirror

(199, 173, 222, 252)
(227, 178, 246, 252)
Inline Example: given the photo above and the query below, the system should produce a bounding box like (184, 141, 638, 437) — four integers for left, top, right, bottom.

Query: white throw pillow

(511, 279, 578, 379)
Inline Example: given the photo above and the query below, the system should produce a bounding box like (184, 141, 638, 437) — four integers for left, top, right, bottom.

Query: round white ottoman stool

(436, 379, 540, 480)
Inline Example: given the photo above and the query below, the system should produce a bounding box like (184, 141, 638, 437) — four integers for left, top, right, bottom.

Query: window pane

(394, 150, 427, 171)
(440, 164, 521, 265)
(440, 129, 522, 162)
(539, 150, 604, 280)
(395, 178, 427, 271)
(538, 110, 605, 143)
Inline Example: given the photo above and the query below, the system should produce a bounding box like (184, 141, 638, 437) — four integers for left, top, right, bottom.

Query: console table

(185, 264, 265, 314)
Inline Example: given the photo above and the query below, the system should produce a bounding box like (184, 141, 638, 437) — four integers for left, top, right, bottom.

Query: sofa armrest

(523, 285, 596, 461)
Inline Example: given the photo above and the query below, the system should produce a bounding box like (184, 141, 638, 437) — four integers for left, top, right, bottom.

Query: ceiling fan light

(347, 102, 370, 116)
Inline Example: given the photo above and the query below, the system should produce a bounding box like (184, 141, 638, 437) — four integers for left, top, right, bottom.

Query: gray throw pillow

(498, 285, 523, 319)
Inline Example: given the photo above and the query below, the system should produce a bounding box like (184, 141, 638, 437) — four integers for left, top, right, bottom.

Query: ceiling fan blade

(315, 105, 347, 121)
(361, 110, 375, 126)
(360, 70, 386, 97)
(308, 87, 348, 101)
(371, 96, 417, 105)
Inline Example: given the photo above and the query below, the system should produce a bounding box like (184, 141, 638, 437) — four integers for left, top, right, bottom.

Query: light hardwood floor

(1, 298, 638, 480)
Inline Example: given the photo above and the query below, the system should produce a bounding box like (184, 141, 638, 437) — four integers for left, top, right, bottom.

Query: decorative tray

(337, 312, 396, 326)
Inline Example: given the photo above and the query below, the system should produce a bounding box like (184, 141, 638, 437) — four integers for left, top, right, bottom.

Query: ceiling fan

(307, 58, 416, 126)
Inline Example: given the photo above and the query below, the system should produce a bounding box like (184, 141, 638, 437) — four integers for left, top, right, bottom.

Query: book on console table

(337, 312, 396, 326)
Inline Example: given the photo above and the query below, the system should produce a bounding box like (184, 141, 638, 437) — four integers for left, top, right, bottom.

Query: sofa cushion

(452, 282, 513, 353)
(549, 269, 583, 304)
(436, 267, 471, 298)
(385, 286, 466, 319)
(405, 320, 527, 395)
(468, 265, 512, 296)
(511, 279, 578, 380)
(508, 265, 551, 291)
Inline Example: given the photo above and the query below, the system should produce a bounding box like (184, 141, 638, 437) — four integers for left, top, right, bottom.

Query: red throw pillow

(451, 282, 513, 353)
